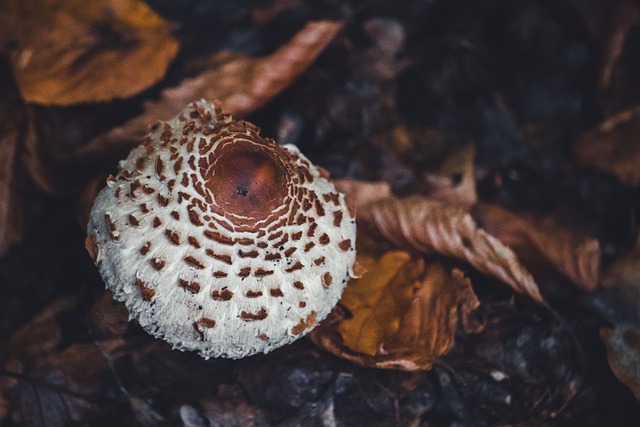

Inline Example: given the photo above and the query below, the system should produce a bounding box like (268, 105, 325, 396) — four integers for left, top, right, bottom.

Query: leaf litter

(1, 0, 640, 425)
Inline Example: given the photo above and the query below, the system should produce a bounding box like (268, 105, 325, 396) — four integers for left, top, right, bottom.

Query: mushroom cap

(86, 99, 357, 359)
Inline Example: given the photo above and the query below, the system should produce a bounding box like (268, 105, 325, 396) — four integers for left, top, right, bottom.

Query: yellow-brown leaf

(1, 0, 179, 105)
(337, 251, 423, 357)
(378, 265, 481, 370)
(311, 252, 481, 371)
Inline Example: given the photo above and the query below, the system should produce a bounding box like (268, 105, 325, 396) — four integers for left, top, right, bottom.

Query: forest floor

(2, 0, 640, 426)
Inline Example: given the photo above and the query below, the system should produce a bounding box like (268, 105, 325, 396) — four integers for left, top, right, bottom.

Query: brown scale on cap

(86, 99, 357, 360)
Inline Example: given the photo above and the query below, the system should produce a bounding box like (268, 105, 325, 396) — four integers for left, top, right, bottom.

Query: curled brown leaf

(472, 203, 601, 291)
(358, 195, 545, 304)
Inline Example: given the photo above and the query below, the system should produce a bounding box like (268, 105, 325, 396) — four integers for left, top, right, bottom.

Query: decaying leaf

(472, 203, 601, 291)
(83, 20, 343, 160)
(573, 104, 640, 186)
(356, 193, 545, 304)
(311, 250, 481, 370)
(600, 325, 640, 401)
(0, 0, 179, 105)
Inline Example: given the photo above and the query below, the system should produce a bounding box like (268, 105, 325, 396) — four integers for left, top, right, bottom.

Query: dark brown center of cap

(207, 144, 288, 219)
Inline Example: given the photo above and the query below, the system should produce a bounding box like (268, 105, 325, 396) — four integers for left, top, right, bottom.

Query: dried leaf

(0, 105, 25, 256)
(1, 0, 179, 105)
(472, 203, 601, 291)
(573, 104, 640, 186)
(357, 194, 545, 304)
(600, 325, 640, 401)
(83, 20, 343, 160)
(311, 251, 480, 370)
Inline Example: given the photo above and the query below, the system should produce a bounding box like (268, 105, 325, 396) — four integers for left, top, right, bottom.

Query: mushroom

(86, 99, 357, 359)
